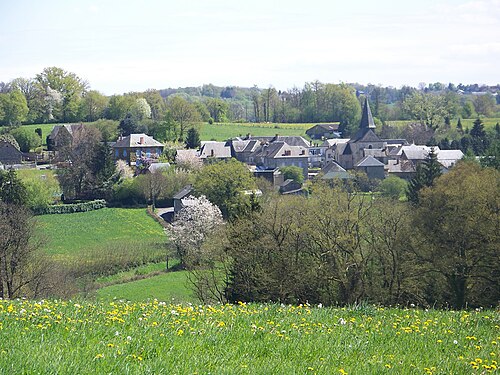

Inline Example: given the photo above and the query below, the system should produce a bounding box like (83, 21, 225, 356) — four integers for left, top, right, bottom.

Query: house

(46, 124, 85, 151)
(436, 149, 464, 171)
(355, 155, 385, 179)
(113, 134, 164, 166)
(250, 141, 309, 178)
(199, 141, 232, 161)
(306, 123, 341, 139)
(323, 138, 351, 164)
(0, 141, 23, 165)
(173, 185, 193, 214)
(253, 167, 284, 187)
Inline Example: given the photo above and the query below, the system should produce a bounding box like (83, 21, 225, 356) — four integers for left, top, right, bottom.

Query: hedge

(33, 200, 107, 215)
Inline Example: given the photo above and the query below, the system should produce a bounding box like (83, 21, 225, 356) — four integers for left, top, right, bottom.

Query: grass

(199, 122, 310, 141)
(0, 300, 498, 374)
(36, 208, 165, 257)
(95, 269, 193, 303)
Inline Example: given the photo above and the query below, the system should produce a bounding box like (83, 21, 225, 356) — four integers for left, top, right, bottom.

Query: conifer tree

(406, 147, 442, 205)
(185, 127, 201, 149)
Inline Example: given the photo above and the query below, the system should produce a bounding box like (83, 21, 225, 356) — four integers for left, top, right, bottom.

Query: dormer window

(283, 150, 291, 156)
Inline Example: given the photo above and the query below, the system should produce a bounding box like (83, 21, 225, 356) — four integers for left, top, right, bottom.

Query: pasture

(0, 300, 498, 374)
(199, 122, 310, 141)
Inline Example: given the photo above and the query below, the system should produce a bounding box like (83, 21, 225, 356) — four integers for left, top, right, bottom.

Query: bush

(33, 200, 107, 215)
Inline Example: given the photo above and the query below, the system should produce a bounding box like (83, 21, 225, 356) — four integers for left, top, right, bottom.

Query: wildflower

(339, 369, 348, 375)
(453, 340, 458, 345)
(338, 318, 346, 325)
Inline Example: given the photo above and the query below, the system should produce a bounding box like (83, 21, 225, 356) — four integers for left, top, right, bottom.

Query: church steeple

(360, 97, 376, 130)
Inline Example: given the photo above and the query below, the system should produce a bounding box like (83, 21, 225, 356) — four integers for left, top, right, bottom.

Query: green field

(37, 208, 165, 257)
(96, 270, 194, 303)
(199, 122, 310, 141)
(0, 300, 498, 374)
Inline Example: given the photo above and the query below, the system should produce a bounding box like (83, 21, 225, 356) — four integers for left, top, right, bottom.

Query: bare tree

(0, 202, 47, 298)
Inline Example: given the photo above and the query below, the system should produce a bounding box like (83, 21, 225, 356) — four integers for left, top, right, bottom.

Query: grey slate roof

(173, 185, 193, 200)
(199, 141, 232, 159)
(352, 98, 380, 142)
(244, 135, 310, 148)
(356, 155, 385, 167)
(114, 134, 164, 148)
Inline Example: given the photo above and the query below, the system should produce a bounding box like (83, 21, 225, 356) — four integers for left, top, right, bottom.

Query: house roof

(322, 138, 350, 147)
(148, 162, 170, 173)
(386, 159, 416, 173)
(254, 142, 308, 159)
(306, 123, 340, 134)
(114, 134, 164, 148)
(48, 124, 85, 139)
(400, 145, 440, 160)
(321, 161, 347, 174)
(173, 185, 193, 200)
(244, 135, 310, 148)
(356, 155, 385, 167)
(199, 141, 232, 159)
(436, 149, 464, 168)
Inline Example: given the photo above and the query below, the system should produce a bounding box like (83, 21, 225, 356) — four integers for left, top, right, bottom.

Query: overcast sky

(1, 0, 498, 95)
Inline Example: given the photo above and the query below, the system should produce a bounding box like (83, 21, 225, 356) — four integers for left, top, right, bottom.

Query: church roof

(352, 98, 380, 142)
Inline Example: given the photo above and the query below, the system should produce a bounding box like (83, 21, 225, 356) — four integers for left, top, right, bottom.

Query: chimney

(140, 136, 144, 145)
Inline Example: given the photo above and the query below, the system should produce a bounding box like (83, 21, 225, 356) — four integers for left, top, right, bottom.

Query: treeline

(183, 162, 500, 309)
(1, 67, 499, 136)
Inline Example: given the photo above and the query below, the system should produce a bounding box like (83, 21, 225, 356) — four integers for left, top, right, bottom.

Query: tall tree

(413, 162, 500, 308)
(167, 96, 200, 140)
(407, 147, 442, 205)
(185, 127, 201, 149)
(36, 67, 87, 122)
(0, 90, 29, 126)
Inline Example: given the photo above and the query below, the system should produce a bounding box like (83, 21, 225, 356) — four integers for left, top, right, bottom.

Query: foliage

(33, 200, 106, 215)
(0, 301, 499, 374)
(279, 165, 304, 184)
(0, 169, 28, 206)
(193, 158, 257, 219)
(378, 175, 408, 200)
(413, 162, 500, 308)
(167, 96, 201, 140)
(185, 127, 201, 149)
(10, 127, 42, 152)
(0, 202, 46, 298)
(19, 170, 61, 211)
(406, 147, 442, 205)
(0, 89, 29, 126)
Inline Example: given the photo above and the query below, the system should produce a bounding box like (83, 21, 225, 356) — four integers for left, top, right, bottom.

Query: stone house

(113, 134, 164, 166)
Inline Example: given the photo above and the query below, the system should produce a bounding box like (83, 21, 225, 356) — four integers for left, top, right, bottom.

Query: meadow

(386, 118, 500, 132)
(0, 300, 498, 374)
(198, 122, 310, 141)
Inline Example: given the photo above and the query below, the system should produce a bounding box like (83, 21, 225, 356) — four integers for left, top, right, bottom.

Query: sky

(0, 0, 499, 95)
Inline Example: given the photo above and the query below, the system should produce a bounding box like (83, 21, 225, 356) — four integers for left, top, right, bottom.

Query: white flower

(338, 318, 347, 325)
(127, 336, 132, 341)
(453, 340, 458, 344)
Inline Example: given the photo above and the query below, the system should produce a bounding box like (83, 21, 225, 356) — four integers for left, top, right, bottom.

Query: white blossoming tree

(167, 195, 223, 268)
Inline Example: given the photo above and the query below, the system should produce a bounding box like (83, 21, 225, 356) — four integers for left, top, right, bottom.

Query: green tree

(473, 93, 496, 117)
(413, 162, 500, 308)
(0, 170, 28, 206)
(470, 118, 489, 155)
(204, 97, 228, 123)
(185, 127, 201, 149)
(79, 90, 108, 122)
(379, 175, 408, 200)
(406, 147, 442, 205)
(167, 96, 201, 140)
(10, 128, 42, 152)
(105, 95, 136, 120)
(0, 90, 29, 126)
(10, 77, 45, 123)
(279, 165, 304, 184)
(193, 158, 257, 219)
(36, 67, 87, 122)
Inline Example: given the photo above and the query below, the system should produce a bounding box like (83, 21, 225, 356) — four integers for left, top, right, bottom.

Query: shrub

(33, 200, 107, 215)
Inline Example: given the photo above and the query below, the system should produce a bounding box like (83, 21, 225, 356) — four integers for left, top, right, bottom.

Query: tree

(193, 158, 257, 219)
(0, 202, 47, 298)
(185, 127, 201, 149)
(470, 118, 489, 155)
(10, 77, 45, 123)
(105, 95, 136, 120)
(473, 93, 496, 117)
(143, 89, 166, 121)
(402, 92, 450, 129)
(57, 127, 114, 200)
(204, 97, 228, 123)
(36, 67, 87, 122)
(406, 147, 442, 205)
(0, 170, 27, 206)
(279, 165, 304, 184)
(412, 162, 500, 308)
(129, 98, 151, 121)
(139, 169, 168, 210)
(0, 90, 29, 126)
(118, 113, 139, 136)
(10, 128, 42, 153)
(79, 90, 108, 122)
(167, 195, 223, 268)
(378, 175, 408, 200)
(167, 96, 200, 140)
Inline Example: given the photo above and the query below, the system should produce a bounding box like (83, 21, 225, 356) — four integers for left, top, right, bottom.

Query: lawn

(386, 118, 500, 132)
(0, 300, 498, 374)
(36, 208, 165, 257)
(199, 122, 311, 141)
(96, 269, 194, 303)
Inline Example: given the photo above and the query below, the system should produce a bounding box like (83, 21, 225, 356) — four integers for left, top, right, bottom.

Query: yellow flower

(339, 369, 348, 375)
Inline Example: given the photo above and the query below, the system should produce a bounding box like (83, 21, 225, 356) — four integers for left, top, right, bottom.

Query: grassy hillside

(386, 118, 500, 131)
(0, 300, 497, 374)
(37, 208, 165, 257)
(96, 270, 194, 303)
(199, 122, 310, 141)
